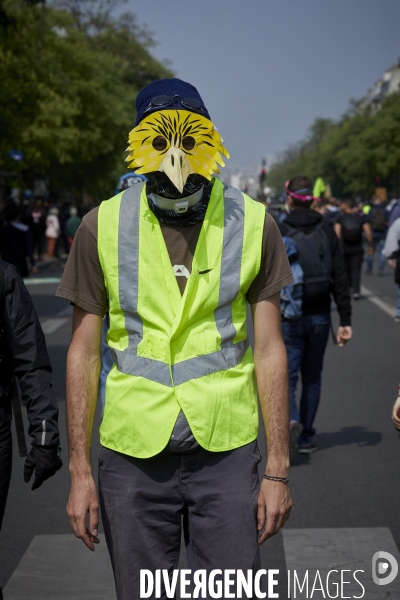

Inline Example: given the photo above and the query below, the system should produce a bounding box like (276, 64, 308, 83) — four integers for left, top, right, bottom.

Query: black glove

(24, 445, 63, 490)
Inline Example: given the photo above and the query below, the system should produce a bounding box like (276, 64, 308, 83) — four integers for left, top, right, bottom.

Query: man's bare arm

(66, 306, 102, 550)
(251, 293, 292, 544)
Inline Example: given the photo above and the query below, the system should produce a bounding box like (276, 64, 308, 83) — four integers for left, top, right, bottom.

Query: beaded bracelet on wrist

(263, 474, 289, 484)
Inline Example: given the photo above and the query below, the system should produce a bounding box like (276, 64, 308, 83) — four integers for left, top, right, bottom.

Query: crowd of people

(265, 185, 400, 461)
(0, 198, 84, 276)
(268, 192, 400, 322)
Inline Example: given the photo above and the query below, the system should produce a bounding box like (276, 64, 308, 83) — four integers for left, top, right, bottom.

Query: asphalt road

(0, 259, 399, 598)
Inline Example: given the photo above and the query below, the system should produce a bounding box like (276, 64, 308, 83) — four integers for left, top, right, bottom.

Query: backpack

(370, 206, 387, 232)
(341, 213, 363, 243)
(280, 237, 303, 319)
(285, 222, 332, 303)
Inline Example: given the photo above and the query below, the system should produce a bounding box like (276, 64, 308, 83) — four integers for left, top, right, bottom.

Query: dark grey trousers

(98, 441, 261, 600)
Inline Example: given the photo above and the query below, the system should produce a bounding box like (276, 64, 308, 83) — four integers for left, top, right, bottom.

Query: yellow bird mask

(126, 110, 230, 193)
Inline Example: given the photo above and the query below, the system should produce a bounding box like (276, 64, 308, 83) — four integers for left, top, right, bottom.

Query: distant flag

(313, 177, 326, 198)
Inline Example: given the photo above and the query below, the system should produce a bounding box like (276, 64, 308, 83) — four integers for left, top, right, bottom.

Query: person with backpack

(0, 260, 62, 600)
(334, 198, 373, 299)
(279, 177, 352, 458)
(366, 195, 389, 275)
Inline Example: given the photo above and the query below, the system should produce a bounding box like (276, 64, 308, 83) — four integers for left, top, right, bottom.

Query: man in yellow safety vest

(57, 78, 294, 600)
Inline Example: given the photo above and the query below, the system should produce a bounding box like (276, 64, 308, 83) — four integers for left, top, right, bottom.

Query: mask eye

(152, 136, 168, 151)
(182, 136, 195, 151)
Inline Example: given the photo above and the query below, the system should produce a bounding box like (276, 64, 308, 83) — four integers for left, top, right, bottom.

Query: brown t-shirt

(56, 206, 292, 313)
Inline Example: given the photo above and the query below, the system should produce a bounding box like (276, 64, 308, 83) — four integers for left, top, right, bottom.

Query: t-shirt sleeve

(246, 211, 293, 304)
(56, 207, 107, 316)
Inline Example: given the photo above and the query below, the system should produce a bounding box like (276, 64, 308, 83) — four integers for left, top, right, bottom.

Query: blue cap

(134, 78, 210, 127)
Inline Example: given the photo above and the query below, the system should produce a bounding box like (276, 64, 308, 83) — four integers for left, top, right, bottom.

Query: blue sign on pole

(9, 150, 24, 161)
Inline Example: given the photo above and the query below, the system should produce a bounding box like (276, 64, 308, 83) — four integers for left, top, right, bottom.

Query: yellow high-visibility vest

(98, 179, 265, 458)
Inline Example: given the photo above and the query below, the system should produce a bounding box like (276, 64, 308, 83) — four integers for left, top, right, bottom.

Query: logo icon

(372, 551, 398, 586)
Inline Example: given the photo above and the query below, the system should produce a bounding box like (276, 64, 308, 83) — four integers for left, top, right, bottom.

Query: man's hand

(392, 397, 400, 430)
(67, 474, 100, 551)
(336, 326, 352, 347)
(388, 259, 397, 269)
(252, 295, 292, 544)
(257, 479, 292, 545)
(24, 445, 62, 490)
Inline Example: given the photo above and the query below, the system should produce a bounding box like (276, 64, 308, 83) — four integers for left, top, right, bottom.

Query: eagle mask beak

(158, 147, 194, 194)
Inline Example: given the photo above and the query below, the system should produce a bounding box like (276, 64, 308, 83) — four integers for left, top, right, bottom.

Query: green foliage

(268, 94, 400, 198)
(0, 0, 173, 198)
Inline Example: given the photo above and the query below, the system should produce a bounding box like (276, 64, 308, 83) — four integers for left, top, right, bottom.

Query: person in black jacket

(334, 198, 373, 299)
(0, 260, 62, 598)
(0, 203, 36, 277)
(279, 177, 352, 458)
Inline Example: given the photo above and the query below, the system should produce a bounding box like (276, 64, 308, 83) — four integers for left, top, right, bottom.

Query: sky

(120, 0, 400, 174)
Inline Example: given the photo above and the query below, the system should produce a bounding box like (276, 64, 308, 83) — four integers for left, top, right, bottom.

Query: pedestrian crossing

(40, 305, 72, 336)
(24, 277, 62, 286)
(4, 535, 115, 600)
(4, 528, 399, 599)
(282, 528, 400, 599)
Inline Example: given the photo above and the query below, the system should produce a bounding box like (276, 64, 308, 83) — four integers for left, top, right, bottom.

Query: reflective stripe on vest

(111, 185, 172, 386)
(111, 183, 248, 387)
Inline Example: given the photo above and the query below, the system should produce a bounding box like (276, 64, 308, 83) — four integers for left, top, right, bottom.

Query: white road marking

(4, 534, 116, 600)
(41, 317, 70, 335)
(5, 529, 399, 598)
(283, 527, 400, 599)
(361, 285, 397, 319)
(23, 277, 61, 285)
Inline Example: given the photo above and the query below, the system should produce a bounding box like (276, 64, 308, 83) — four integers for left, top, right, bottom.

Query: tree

(0, 0, 173, 199)
(267, 93, 400, 198)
